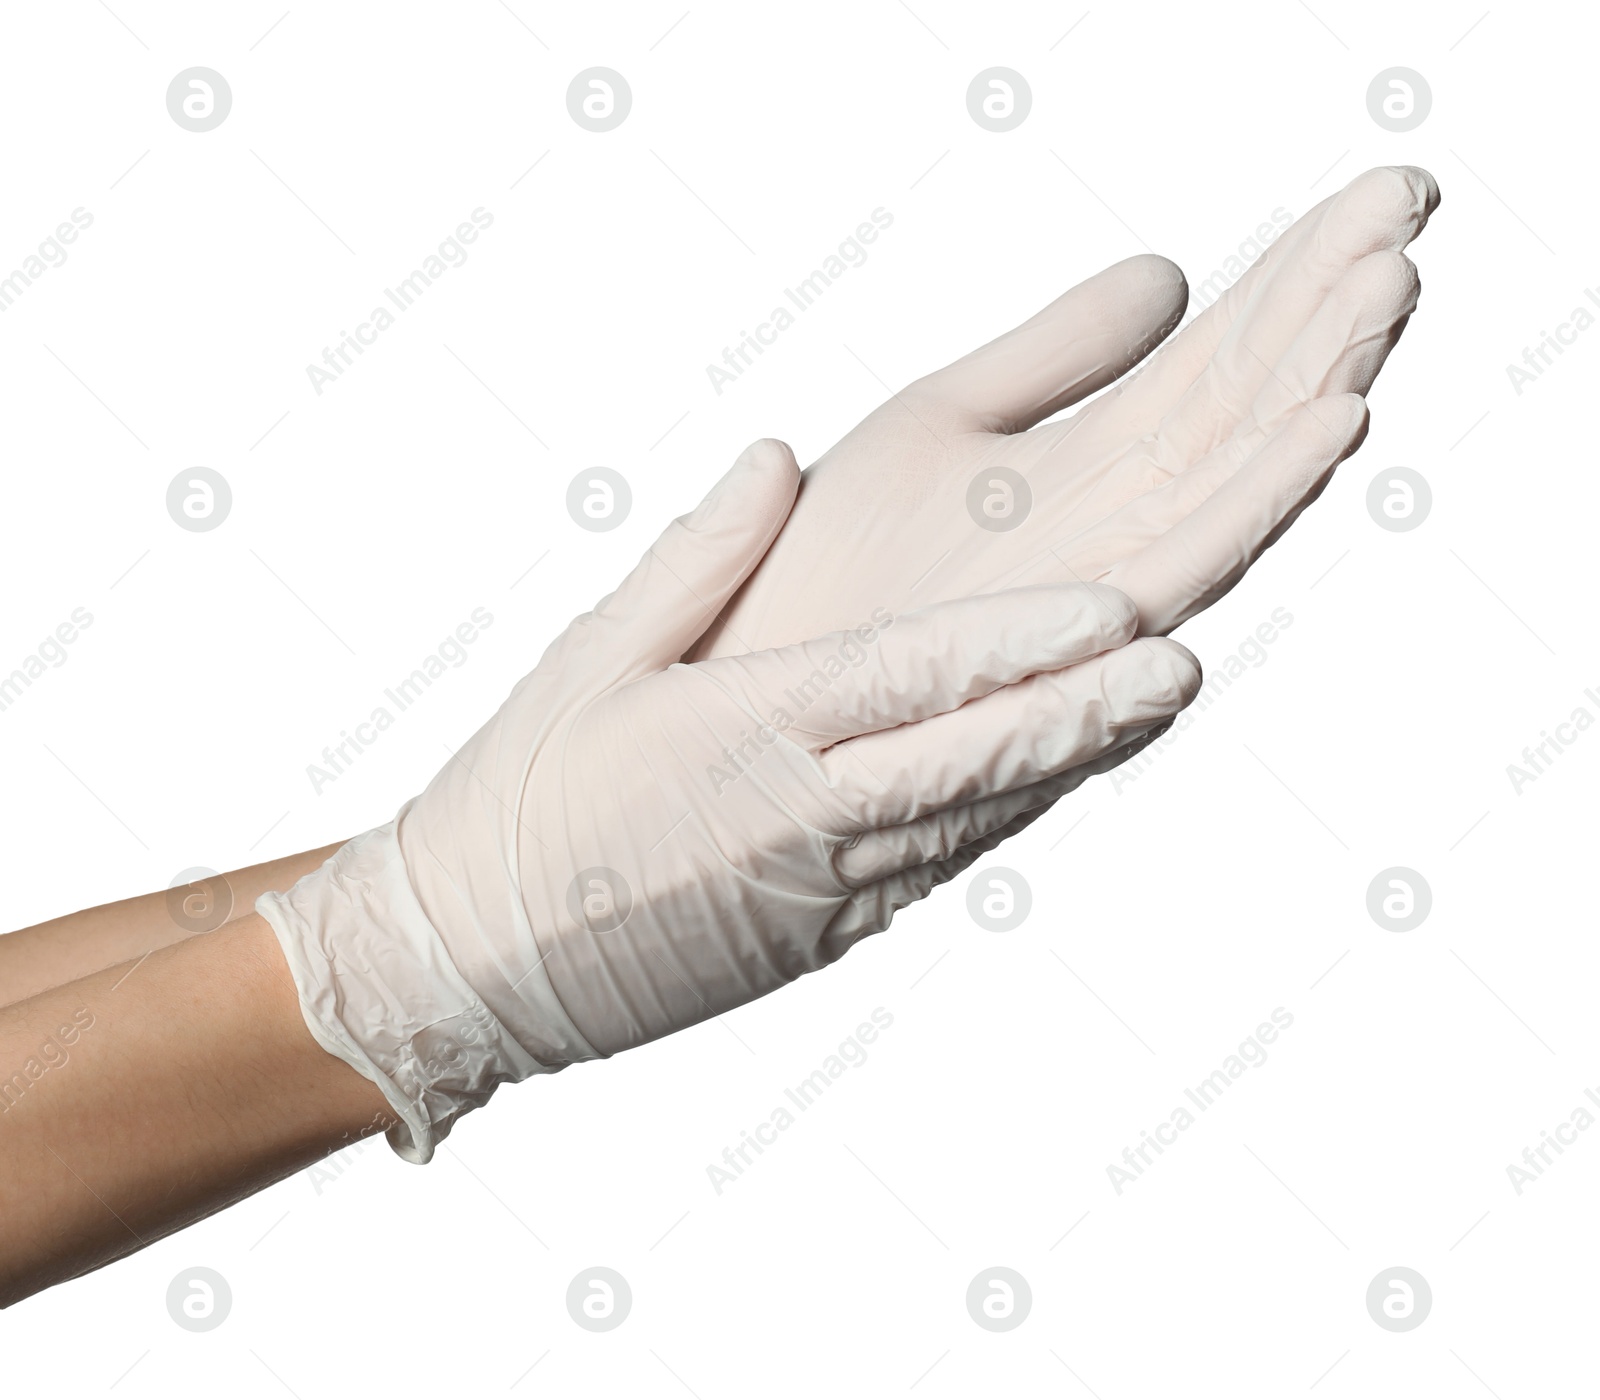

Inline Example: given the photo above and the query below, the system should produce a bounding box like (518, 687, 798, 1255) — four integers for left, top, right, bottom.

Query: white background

(0, 1, 1593, 1395)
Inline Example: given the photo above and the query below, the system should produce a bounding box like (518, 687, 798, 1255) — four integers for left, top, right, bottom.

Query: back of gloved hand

(260, 442, 1200, 1162)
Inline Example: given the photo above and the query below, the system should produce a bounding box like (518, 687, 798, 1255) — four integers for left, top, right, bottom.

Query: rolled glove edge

(256, 821, 549, 1164)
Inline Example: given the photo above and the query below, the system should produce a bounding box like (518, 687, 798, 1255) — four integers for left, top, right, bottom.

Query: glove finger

(692, 581, 1139, 747)
(1073, 248, 1419, 528)
(1024, 166, 1435, 477)
(548, 439, 799, 689)
(1223, 247, 1420, 452)
(817, 637, 1199, 831)
(1101, 394, 1368, 635)
(902, 254, 1188, 435)
(1133, 166, 1436, 477)
(834, 720, 1171, 885)
(1014, 193, 1336, 471)
(819, 807, 1048, 955)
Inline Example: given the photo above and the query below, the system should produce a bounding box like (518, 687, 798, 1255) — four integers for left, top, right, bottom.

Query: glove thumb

(558, 439, 800, 688)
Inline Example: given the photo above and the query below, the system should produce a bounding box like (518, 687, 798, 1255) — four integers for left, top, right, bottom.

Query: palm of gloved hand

(692, 166, 1438, 657)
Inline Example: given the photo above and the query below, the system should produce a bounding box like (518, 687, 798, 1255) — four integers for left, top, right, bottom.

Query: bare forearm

(0, 842, 345, 1009)
(0, 912, 392, 1307)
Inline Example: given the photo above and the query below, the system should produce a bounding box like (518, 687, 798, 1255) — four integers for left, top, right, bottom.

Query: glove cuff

(256, 821, 548, 1163)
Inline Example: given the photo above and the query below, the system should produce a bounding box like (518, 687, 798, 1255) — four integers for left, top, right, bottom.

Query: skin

(0, 168, 1440, 1305)
(0, 914, 393, 1308)
(0, 844, 342, 1010)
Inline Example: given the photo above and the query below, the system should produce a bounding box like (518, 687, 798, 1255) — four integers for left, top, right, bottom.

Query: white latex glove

(691, 165, 1439, 656)
(259, 442, 1201, 1162)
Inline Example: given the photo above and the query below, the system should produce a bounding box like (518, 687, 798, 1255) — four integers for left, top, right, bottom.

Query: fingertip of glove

(1140, 637, 1204, 711)
(1336, 167, 1439, 244)
(1322, 391, 1371, 446)
(1280, 392, 1368, 453)
(1335, 246, 1421, 309)
(1099, 636, 1202, 717)
(741, 437, 802, 505)
(1393, 164, 1441, 215)
(1142, 252, 1187, 295)
(1075, 581, 1140, 644)
(1169, 643, 1204, 709)
(735, 437, 800, 480)
(1108, 253, 1188, 327)
(695, 439, 801, 530)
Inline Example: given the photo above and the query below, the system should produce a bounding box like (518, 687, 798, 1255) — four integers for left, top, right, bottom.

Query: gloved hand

(259, 442, 1201, 1162)
(691, 166, 1438, 656)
